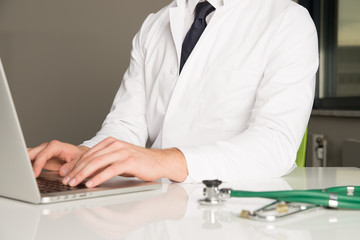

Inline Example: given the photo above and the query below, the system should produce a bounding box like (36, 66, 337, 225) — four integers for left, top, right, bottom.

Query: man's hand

(61, 137, 188, 188)
(28, 141, 89, 178)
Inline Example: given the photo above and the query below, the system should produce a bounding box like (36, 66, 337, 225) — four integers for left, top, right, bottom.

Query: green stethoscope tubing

(229, 186, 360, 209)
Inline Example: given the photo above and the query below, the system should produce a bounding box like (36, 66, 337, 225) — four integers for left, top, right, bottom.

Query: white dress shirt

(82, 0, 319, 183)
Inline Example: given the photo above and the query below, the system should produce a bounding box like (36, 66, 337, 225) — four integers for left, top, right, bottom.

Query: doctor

(29, 0, 319, 187)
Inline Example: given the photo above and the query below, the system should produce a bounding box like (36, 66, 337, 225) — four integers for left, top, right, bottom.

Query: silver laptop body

(0, 59, 160, 204)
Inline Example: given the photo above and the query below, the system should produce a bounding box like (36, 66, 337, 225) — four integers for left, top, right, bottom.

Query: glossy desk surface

(1, 167, 360, 240)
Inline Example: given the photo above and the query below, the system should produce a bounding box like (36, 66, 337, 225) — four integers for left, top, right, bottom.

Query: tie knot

(195, 1, 215, 20)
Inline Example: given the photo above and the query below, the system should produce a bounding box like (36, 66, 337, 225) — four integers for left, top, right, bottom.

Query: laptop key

(37, 177, 87, 193)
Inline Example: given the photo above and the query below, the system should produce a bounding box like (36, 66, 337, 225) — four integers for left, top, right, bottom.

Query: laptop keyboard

(37, 177, 86, 193)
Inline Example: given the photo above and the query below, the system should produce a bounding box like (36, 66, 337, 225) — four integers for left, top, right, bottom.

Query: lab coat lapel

(169, 5, 186, 66)
(200, 6, 230, 39)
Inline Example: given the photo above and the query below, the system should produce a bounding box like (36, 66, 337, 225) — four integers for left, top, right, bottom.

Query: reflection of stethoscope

(199, 180, 360, 221)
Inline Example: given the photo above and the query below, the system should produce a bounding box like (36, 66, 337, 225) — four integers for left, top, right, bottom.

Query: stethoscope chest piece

(199, 180, 231, 206)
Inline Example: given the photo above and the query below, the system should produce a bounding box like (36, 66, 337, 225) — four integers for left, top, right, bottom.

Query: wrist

(159, 148, 188, 182)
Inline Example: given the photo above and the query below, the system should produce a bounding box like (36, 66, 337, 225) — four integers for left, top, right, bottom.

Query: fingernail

(63, 176, 70, 185)
(61, 168, 68, 176)
(86, 180, 93, 188)
(69, 178, 76, 186)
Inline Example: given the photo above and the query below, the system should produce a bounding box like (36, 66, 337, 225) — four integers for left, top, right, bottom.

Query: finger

(43, 157, 66, 171)
(28, 142, 49, 161)
(64, 148, 114, 183)
(70, 147, 112, 177)
(67, 139, 118, 177)
(61, 161, 104, 179)
(68, 151, 127, 187)
(65, 140, 128, 184)
(86, 162, 129, 188)
(32, 140, 63, 177)
(59, 159, 78, 177)
(57, 146, 89, 176)
(80, 137, 119, 160)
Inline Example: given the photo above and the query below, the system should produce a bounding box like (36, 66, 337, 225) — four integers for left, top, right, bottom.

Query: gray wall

(0, 0, 169, 147)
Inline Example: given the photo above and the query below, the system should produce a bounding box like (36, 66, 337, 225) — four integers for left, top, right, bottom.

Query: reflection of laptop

(0, 183, 163, 240)
(0, 58, 160, 204)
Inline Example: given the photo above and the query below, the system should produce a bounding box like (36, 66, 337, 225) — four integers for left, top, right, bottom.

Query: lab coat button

(170, 67, 177, 75)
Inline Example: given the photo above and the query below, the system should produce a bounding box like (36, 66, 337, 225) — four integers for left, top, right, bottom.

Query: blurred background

(0, 0, 359, 167)
(0, 0, 169, 146)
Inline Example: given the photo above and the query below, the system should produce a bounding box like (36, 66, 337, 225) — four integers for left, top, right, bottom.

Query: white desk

(1, 167, 360, 240)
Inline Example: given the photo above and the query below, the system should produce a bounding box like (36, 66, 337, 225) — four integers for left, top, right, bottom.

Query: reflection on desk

(0, 167, 359, 240)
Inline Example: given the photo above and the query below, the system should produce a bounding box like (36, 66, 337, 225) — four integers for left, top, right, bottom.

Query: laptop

(0, 58, 161, 204)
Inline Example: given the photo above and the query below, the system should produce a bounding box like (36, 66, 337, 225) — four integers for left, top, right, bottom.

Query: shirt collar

(189, 0, 224, 14)
(175, 0, 224, 14)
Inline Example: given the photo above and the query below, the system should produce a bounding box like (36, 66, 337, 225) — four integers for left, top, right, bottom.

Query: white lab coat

(83, 0, 319, 183)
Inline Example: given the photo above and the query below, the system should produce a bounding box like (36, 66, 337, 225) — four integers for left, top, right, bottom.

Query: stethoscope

(199, 180, 360, 221)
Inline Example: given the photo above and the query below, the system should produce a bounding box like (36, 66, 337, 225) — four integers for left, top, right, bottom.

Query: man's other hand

(28, 141, 89, 178)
